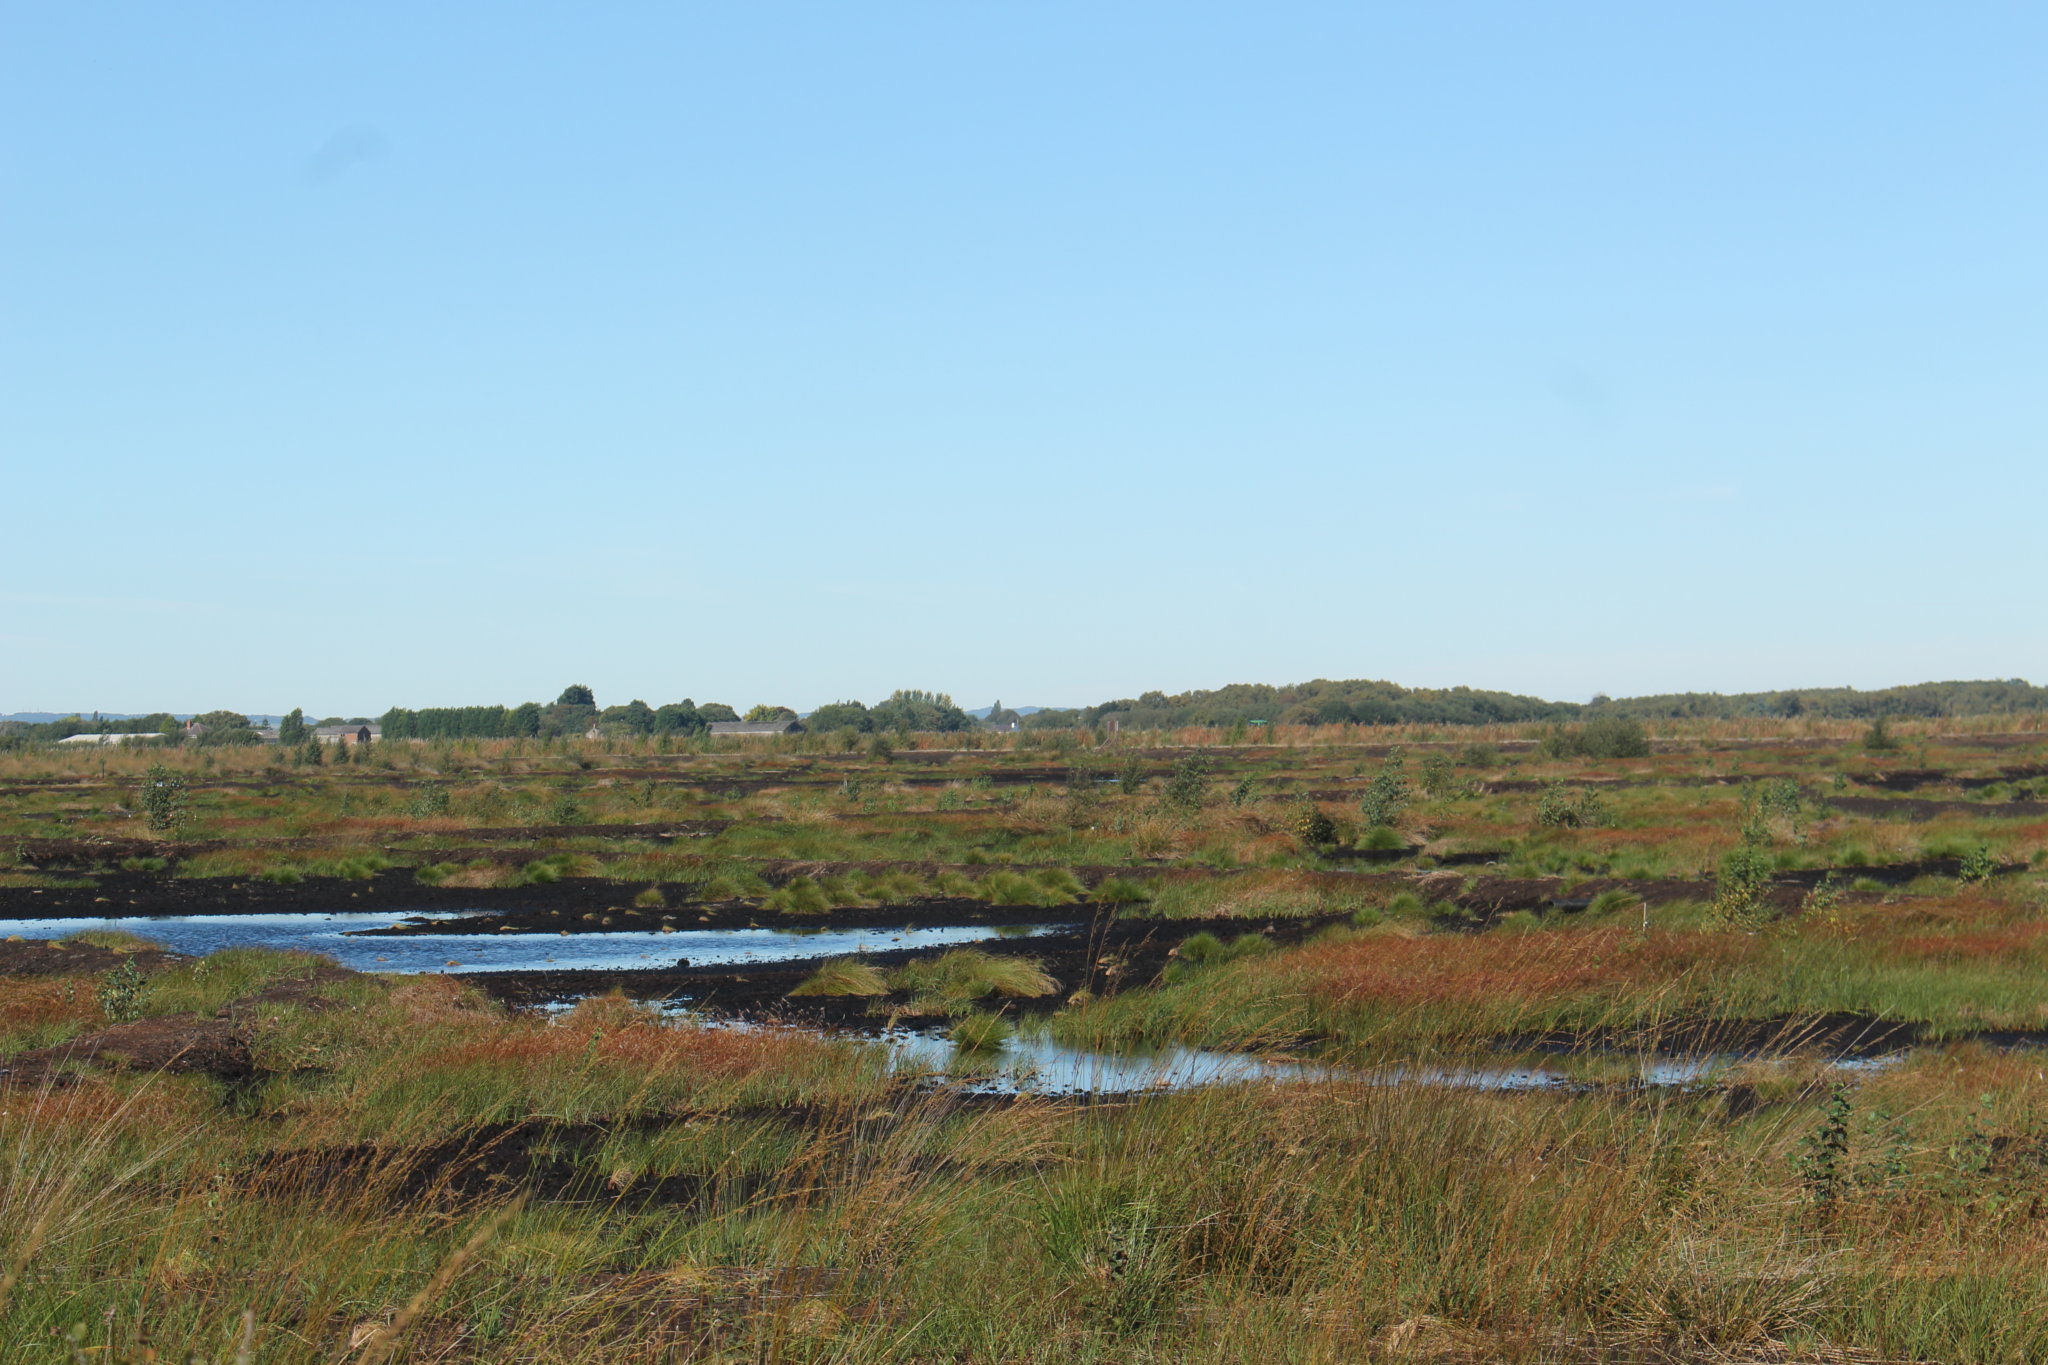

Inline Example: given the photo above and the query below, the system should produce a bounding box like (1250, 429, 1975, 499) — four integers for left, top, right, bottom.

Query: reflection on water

(0, 913, 1060, 975)
(881, 1028, 1337, 1095)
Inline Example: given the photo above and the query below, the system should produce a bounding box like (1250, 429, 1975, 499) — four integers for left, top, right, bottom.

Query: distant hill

(1019, 678, 2047, 730)
(1590, 680, 2046, 721)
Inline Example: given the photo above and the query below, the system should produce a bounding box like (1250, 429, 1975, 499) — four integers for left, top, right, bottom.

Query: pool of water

(0, 913, 1062, 975)
(871, 1038, 1905, 1096)
(881, 1028, 1336, 1095)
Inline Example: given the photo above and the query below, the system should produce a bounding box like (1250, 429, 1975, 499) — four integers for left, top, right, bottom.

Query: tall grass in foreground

(7, 1033, 2048, 1362)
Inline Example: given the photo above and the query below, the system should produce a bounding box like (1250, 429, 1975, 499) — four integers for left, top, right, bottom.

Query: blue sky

(4, 4, 2043, 717)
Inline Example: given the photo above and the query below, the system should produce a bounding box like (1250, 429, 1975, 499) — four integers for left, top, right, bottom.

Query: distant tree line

(1019, 677, 2048, 731)
(379, 686, 743, 741)
(376, 687, 973, 740)
(12, 676, 2043, 753)
(806, 690, 973, 734)
(1023, 679, 1579, 732)
(0, 713, 179, 743)
(0, 710, 265, 746)
(1587, 679, 2048, 721)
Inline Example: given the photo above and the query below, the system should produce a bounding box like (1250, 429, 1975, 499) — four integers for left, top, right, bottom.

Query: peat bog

(4, 718, 2048, 1361)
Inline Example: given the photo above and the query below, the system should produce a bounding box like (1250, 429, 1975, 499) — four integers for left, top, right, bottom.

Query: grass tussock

(888, 949, 1060, 1015)
(789, 958, 891, 997)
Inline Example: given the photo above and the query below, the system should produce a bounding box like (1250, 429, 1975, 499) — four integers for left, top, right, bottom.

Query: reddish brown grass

(1288, 928, 1763, 1013)
(0, 979, 103, 1037)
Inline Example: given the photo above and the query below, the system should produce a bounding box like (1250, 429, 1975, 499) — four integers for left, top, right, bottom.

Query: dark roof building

(314, 723, 380, 744)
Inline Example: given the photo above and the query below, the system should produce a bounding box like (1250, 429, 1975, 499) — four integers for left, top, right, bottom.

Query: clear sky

(4, 4, 2043, 718)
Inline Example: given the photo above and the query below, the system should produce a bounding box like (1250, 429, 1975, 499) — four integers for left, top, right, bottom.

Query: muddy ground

(462, 909, 1344, 1026)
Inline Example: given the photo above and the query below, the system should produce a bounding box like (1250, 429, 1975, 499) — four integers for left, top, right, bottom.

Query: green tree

(868, 689, 972, 734)
(697, 702, 740, 723)
(137, 764, 189, 834)
(557, 684, 596, 707)
(277, 708, 308, 745)
(652, 701, 703, 735)
(508, 702, 543, 737)
(744, 704, 797, 723)
(1162, 755, 1213, 811)
(808, 701, 872, 733)
(600, 700, 657, 735)
(1359, 750, 1410, 827)
(1538, 716, 1650, 760)
(191, 710, 260, 747)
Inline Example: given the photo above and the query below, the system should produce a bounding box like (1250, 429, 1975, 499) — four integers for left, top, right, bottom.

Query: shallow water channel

(0, 911, 1058, 975)
(1, 911, 1909, 1096)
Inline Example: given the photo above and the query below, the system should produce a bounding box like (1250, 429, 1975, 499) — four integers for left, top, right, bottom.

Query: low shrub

(1539, 717, 1651, 760)
(1538, 782, 1611, 829)
(1162, 756, 1214, 812)
(404, 786, 452, 820)
(1359, 752, 1410, 827)
(1958, 845, 1998, 885)
(95, 959, 149, 1024)
(1290, 801, 1336, 849)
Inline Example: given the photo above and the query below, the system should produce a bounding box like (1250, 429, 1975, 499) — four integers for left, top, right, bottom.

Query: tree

(509, 702, 542, 737)
(1538, 717, 1650, 760)
(191, 710, 260, 747)
(807, 701, 871, 733)
(600, 700, 657, 735)
(277, 708, 308, 745)
(698, 702, 740, 723)
(1163, 755, 1213, 811)
(137, 764, 189, 833)
(1360, 750, 1410, 827)
(867, 689, 972, 734)
(745, 704, 796, 723)
(652, 701, 703, 735)
(556, 684, 596, 707)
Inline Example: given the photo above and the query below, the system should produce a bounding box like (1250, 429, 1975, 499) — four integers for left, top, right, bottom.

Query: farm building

(707, 719, 804, 738)
(314, 723, 380, 745)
